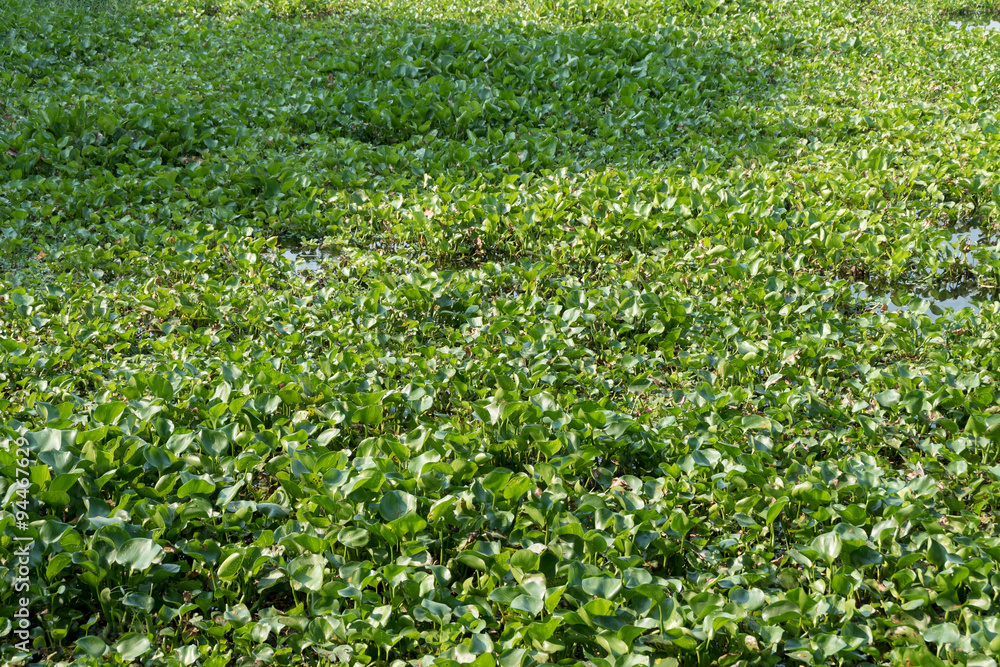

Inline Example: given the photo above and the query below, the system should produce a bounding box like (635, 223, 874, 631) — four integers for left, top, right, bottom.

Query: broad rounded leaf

(114, 539, 164, 572)
(75, 636, 108, 658)
(925, 623, 961, 645)
(379, 490, 417, 521)
(115, 633, 151, 661)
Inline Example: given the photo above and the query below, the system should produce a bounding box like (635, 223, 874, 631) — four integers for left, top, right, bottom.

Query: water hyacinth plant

(2, 0, 1000, 665)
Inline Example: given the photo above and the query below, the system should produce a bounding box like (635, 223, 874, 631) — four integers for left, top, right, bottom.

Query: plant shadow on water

(941, 0, 1000, 26)
(879, 282, 998, 321)
(854, 277, 999, 323)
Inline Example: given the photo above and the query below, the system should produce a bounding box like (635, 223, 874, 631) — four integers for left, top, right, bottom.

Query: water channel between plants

(280, 241, 416, 272)
(855, 225, 998, 321)
(281, 227, 998, 322)
(281, 248, 328, 272)
(949, 20, 1000, 31)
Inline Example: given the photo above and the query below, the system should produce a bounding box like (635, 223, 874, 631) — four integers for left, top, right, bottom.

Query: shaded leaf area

(2, 0, 1000, 666)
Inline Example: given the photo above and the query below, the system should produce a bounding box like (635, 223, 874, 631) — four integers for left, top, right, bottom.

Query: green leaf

(288, 554, 324, 591)
(379, 490, 417, 521)
(924, 622, 960, 645)
(75, 636, 108, 658)
(199, 429, 230, 457)
(503, 474, 533, 501)
(114, 633, 151, 661)
(353, 403, 384, 426)
(741, 414, 770, 429)
(581, 576, 622, 599)
(114, 538, 164, 572)
(668, 510, 697, 539)
(761, 600, 801, 624)
(875, 389, 900, 408)
(390, 510, 427, 536)
(481, 469, 512, 493)
(93, 401, 128, 425)
(150, 375, 174, 401)
(927, 539, 949, 569)
(122, 592, 155, 612)
(24, 428, 77, 453)
(510, 549, 540, 572)
(811, 532, 842, 565)
(815, 633, 848, 659)
(510, 594, 544, 617)
(177, 478, 216, 497)
(337, 527, 369, 548)
(765, 497, 789, 525)
(217, 552, 245, 581)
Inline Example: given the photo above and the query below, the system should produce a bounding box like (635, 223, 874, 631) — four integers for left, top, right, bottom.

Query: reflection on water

(275, 241, 413, 272)
(281, 248, 332, 272)
(855, 282, 998, 322)
(944, 227, 987, 268)
(885, 285, 983, 319)
(851, 219, 999, 321)
(949, 20, 1000, 31)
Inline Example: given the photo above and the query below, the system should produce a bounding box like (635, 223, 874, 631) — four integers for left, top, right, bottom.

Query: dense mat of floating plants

(2, 0, 1000, 664)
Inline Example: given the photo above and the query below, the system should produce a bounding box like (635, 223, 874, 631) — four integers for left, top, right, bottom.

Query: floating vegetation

(2, 0, 1000, 665)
